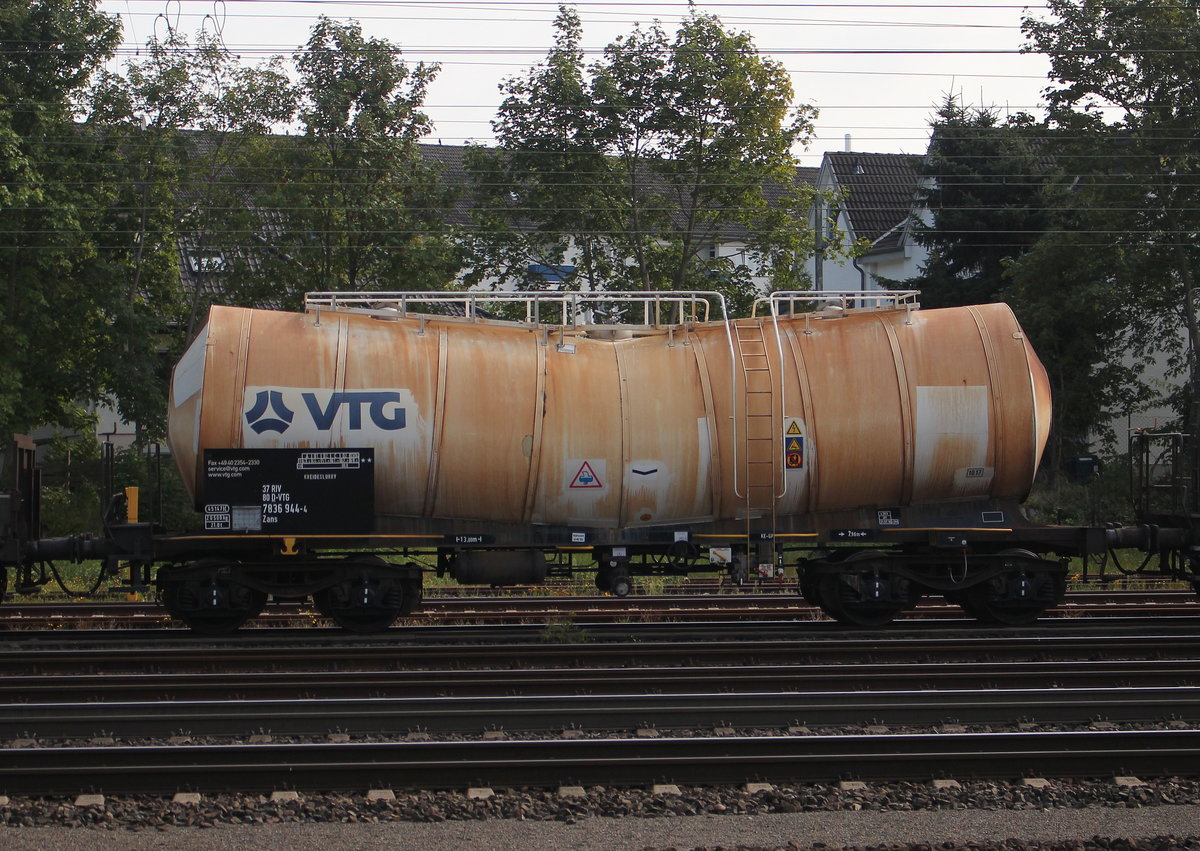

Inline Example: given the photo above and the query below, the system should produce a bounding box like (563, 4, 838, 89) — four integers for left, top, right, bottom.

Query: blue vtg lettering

(244, 387, 408, 436)
(302, 391, 406, 431)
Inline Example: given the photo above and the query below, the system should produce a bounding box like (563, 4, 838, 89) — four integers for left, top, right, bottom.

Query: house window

(186, 251, 228, 273)
(527, 264, 575, 284)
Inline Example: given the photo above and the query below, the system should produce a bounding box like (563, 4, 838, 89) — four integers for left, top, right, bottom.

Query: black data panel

(202, 448, 374, 533)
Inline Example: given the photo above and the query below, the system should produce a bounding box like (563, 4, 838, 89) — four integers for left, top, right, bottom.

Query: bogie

(158, 560, 267, 635)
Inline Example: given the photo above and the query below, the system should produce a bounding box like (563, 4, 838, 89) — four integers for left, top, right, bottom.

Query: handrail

(770, 306, 787, 500)
(751, 289, 921, 318)
(305, 290, 732, 328)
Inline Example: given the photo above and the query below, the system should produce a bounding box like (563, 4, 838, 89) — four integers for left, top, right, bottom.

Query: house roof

(414, 142, 475, 227)
(452, 142, 821, 242)
(825, 151, 922, 252)
(172, 133, 830, 298)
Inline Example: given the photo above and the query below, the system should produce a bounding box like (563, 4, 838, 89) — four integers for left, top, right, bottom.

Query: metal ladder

(732, 319, 780, 534)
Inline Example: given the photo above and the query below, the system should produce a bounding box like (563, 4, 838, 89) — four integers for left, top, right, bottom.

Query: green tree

(466, 6, 832, 301)
(903, 88, 1144, 463)
(1006, 220, 1147, 464)
(83, 22, 297, 434)
(906, 95, 1049, 308)
(0, 0, 180, 435)
(1022, 0, 1200, 439)
(261, 16, 461, 301)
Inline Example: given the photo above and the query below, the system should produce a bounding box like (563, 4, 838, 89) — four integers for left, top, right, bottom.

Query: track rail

(3, 730, 1199, 796)
(0, 589, 1195, 629)
(2, 657, 1199, 702)
(7, 622, 1200, 672)
(5, 684, 1200, 739)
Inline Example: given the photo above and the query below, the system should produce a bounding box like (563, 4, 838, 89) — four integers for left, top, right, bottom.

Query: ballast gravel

(2, 780, 1200, 849)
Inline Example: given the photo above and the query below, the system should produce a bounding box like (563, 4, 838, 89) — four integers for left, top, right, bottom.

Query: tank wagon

(1, 290, 1196, 632)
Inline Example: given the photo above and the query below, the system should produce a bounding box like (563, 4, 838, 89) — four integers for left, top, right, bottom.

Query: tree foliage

(466, 6, 827, 302)
(84, 21, 298, 430)
(908, 95, 1049, 308)
(904, 94, 1132, 463)
(0, 0, 178, 436)
(0, 5, 463, 440)
(1022, 0, 1200, 440)
(258, 17, 461, 302)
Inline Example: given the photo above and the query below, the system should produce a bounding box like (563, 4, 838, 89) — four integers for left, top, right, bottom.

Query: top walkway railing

(306, 289, 922, 327)
(751, 289, 921, 318)
(305, 290, 731, 329)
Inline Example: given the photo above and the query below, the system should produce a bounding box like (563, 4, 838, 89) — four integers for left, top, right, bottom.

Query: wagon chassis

(3, 293, 1200, 633)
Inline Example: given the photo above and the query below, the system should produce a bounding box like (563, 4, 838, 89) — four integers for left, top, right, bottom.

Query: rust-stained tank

(168, 290, 1051, 544)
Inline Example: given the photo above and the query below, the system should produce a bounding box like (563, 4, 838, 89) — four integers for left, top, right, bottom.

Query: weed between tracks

(539, 619, 589, 643)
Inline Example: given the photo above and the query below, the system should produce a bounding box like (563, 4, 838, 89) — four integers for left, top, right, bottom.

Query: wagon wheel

(956, 549, 1049, 626)
(797, 573, 821, 607)
(814, 551, 916, 627)
(816, 574, 904, 627)
(160, 564, 267, 635)
(957, 588, 1045, 625)
(313, 561, 409, 634)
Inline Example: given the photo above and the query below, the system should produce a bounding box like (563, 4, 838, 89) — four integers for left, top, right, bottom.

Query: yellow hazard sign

(786, 421, 801, 436)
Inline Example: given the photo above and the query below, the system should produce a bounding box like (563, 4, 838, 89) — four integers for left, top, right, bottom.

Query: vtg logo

(244, 390, 294, 434)
(244, 389, 407, 435)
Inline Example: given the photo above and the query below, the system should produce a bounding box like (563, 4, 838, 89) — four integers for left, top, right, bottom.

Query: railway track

(3, 730, 1199, 796)
(6, 618, 1200, 670)
(0, 588, 1195, 630)
(2, 657, 1199, 701)
(4, 684, 1199, 740)
(4, 619, 1200, 797)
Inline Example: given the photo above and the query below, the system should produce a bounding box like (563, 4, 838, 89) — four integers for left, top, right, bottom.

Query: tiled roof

(826, 152, 922, 249)
(453, 143, 820, 241)
(416, 142, 475, 227)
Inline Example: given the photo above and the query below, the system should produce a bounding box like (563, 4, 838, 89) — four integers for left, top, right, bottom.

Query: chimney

(844, 134, 852, 152)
